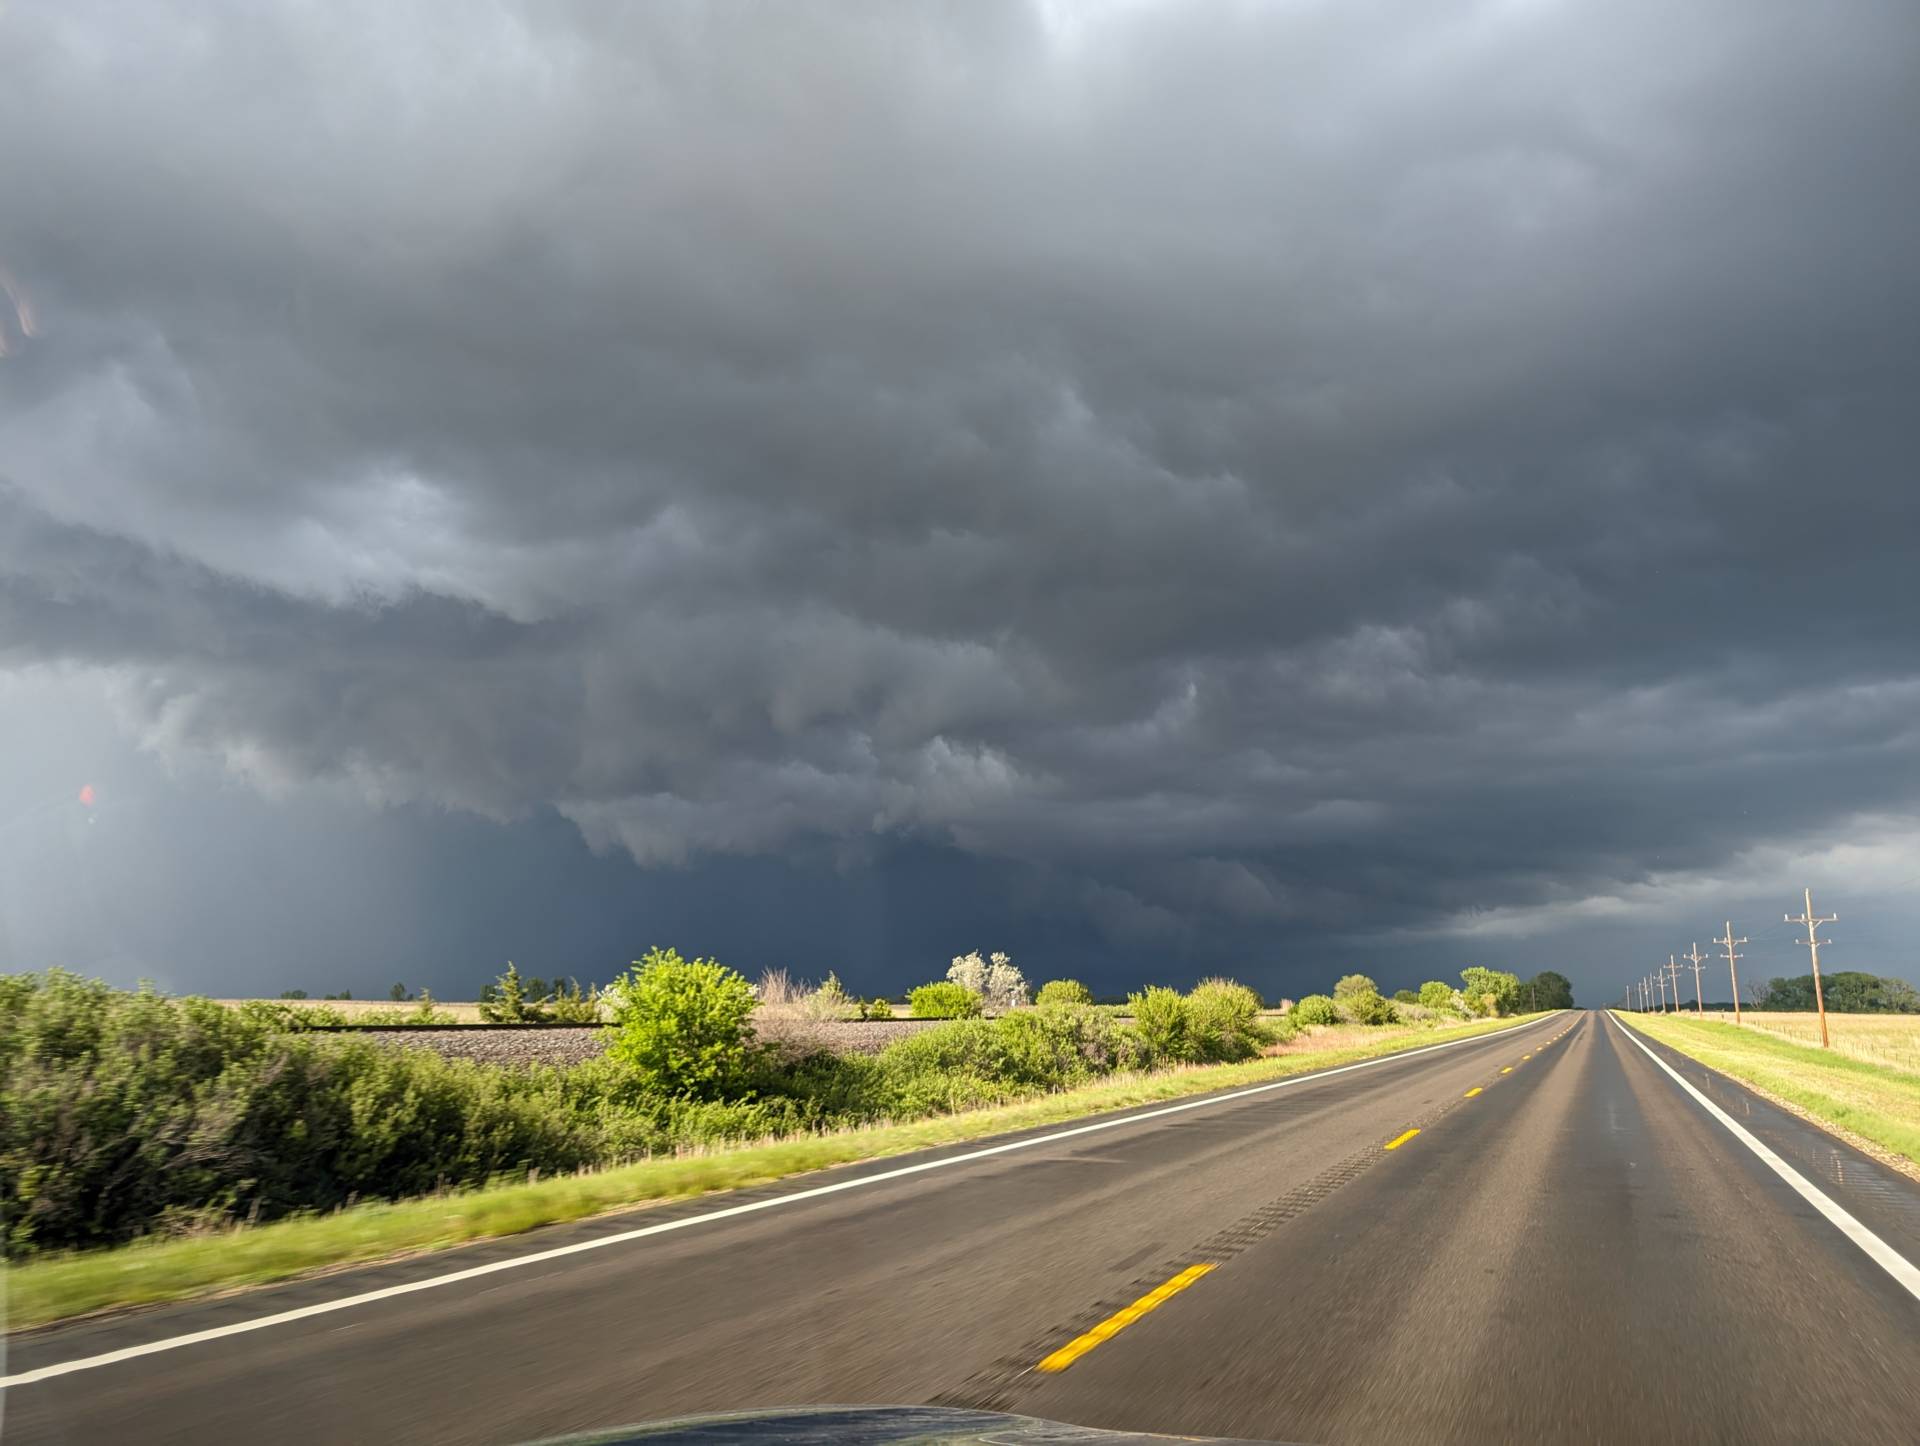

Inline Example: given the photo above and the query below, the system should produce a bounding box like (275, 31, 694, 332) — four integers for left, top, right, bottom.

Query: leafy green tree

(1333, 973, 1379, 1003)
(1760, 971, 1920, 1013)
(1459, 967, 1520, 1016)
(1519, 971, 1575, 1011)
(479, 962, 550, 1023)
(1393, 988, 1418, 1004)
(1036, 979, 1095, 1008)
(606, 947, 759, 1098)
(1417, 980, 1456, 1012)
(909, 981, 982, 1019)
(277, 989, 309, 1000)
(389, 983, 410, 1002)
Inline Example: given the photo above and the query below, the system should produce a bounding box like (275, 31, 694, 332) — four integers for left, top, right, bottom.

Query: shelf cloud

(3, 1, 1917, 997)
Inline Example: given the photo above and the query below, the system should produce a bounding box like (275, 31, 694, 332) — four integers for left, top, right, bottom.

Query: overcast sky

(3, 1, 1917, 1004)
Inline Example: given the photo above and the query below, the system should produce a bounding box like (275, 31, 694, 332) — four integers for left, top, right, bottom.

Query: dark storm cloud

(3, 0, 1918, 995)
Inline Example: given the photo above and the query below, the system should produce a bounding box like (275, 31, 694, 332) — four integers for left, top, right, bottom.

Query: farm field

(1691, 1010, 1920, 1073)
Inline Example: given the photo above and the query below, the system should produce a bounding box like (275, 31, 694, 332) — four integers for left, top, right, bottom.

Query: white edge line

(1, 1012, 1557, 1388)
(1609, 1011, 1920, 1302)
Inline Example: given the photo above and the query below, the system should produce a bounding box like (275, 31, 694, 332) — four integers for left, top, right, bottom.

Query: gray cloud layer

(3, 1, 1918, 996)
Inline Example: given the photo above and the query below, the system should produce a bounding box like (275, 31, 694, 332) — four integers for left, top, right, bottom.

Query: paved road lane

(1011, 1010, 1920, 1444)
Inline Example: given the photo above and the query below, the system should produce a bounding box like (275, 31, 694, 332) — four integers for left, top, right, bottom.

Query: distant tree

(389, 982, 410, 1002)
(479, 962, 551, 1023)
(1417, 980, 1456, 1012)
(1520, 971, 1575, 1011)
(1393, 988, 1419, 1004)
(1333, 974, 1379, 1003)
(323, 990, 353, 1001)
(278, 989, 309, 1000)
(1758, 971, 1919, 1013)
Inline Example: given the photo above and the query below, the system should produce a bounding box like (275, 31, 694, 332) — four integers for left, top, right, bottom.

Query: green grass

(3, 1011, 1549, 1331)
(1620, 1010, 1920, 1169)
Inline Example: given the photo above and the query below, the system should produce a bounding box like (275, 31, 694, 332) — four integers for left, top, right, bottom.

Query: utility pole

(1785, 886, 1837, 1049)
(1683, 942, 1709, 1015)
(1667, 954, 1685, 1015)
(1717, 922, 1747, 1026)
(1656, 961, 1670, 1014)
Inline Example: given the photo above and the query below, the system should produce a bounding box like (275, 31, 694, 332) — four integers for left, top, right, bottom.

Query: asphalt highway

(7, 1010, 1920, 1444)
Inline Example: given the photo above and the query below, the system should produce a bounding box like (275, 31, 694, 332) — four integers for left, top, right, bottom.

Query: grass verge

(1620, 1010, 1920, 1173)
(4, 1011, 1550, 1332)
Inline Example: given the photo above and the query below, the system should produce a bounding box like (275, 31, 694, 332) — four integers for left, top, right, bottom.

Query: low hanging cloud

(2, 0, 1918, 993)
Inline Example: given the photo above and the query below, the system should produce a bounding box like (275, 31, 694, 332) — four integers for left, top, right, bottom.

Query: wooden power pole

(1717, 922, 1748, 1025)
(1785, 887, 1837, 1048)
(1682, 942, 1709, 1014)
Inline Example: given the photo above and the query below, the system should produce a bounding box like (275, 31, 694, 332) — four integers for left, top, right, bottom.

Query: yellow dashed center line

(1501, 1066, 1513, 1073)
(1036, 1264, 1217, 1373)
(1464, 1086, 1482, 1097)
(1384, 1127, 1421, 1150)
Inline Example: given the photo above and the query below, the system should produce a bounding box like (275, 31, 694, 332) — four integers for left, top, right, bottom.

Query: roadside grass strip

(1621, 1011, 1920, 1172)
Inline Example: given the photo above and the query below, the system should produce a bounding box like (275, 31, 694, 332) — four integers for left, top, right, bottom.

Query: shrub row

(0, 962, 1283, 1257)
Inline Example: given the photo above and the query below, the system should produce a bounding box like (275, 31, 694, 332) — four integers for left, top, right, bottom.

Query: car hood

(530, 1405, 1292, 1444)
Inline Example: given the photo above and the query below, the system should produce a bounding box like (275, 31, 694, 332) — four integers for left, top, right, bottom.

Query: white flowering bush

(948, 950, 1028, 1014)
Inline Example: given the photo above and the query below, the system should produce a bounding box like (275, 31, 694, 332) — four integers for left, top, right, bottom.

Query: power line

(1785, 886, 1837, 1049)
(1682, 942, 1710, 1015)
(1717, 921, 1748, 1025)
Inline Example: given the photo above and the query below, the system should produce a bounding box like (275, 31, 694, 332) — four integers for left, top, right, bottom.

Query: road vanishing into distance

(8, 1010, 1920, 1444)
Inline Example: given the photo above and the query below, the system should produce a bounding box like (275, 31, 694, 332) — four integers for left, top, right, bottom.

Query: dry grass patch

(1692, 1011, 1920, 1074)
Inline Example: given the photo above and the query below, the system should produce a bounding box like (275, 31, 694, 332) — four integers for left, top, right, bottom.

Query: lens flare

(78, 783, 96, 807)
(0, 260, 38, 356)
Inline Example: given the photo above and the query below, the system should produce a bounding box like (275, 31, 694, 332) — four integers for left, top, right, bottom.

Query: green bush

(0, 971, 600, 1255)
(1185, 978, 1268, 1062)
(605, 948, 760, 1099)
(1418, 980, 1457, 1013)
(861, 996, 897, 1020)
(908, 981, 982, 1019)
(544, 980, 602, 1024)
(1340, 988, 1399, 1026)
(1291, 993, 1341, 1027)
(233, 1000, 350, 1031)
(1035, 979, 1094, 1008)
(1127, 986, 1194, 1066)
